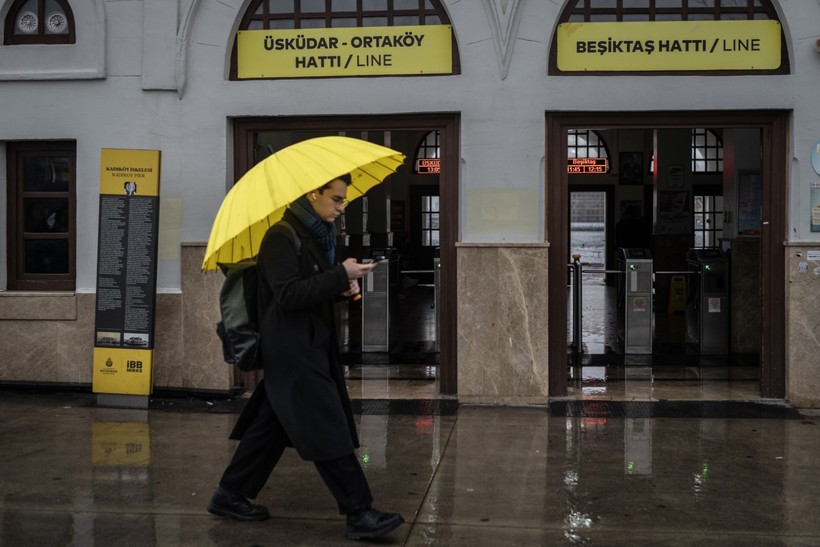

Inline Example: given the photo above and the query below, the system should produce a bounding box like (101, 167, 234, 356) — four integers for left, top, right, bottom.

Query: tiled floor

(566, 365, 762, 401)
(346, 365, 445, 401)
(344, 363, 764, 403)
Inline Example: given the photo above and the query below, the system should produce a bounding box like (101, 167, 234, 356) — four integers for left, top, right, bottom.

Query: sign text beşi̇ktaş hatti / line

(557, 20, 781, 72)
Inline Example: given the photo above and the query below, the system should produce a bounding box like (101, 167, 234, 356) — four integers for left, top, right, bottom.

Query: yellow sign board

(237, 25, 452, 79)
(93, 347, 154, 395)
(93, 148, 161, 397)
(99, 148, 161, 196)
(557, 20, 781, 72)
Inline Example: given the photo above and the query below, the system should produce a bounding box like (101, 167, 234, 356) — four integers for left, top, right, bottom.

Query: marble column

(180, 244, 234, 392)
(785, 245, 820, 408)
(456, 243, 550, 404)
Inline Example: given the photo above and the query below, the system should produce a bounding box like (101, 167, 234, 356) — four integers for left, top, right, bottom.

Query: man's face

(310, 179, 348, 223)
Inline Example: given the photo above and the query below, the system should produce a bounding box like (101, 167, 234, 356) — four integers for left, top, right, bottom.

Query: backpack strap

(277, 219, 302, 256)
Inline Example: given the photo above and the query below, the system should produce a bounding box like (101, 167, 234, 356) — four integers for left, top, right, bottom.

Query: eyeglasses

(328, 194, 349, 208)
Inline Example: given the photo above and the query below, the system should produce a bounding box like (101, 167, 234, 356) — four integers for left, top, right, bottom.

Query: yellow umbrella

(202, 136, 405, 271)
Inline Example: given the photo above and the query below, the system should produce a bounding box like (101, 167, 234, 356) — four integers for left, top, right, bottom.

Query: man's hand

(342, 258, 376, 280)
(341, 279, 361, 298)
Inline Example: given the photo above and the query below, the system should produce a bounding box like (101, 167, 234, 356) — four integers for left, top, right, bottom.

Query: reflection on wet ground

(1, 391, 819, 546)
(346, 363, 765, 404)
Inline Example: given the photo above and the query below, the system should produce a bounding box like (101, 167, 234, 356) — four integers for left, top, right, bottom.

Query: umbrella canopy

(202, 136, 405, 271)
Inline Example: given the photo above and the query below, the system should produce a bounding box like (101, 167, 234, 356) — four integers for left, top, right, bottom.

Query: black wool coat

(229, 209, 359, 462)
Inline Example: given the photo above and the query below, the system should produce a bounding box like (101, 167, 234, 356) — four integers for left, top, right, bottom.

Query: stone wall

(0, 246, 233, 393)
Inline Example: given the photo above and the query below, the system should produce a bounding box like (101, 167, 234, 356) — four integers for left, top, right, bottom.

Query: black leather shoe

(345, 506, 404, 540)
(207, 486, 270, 521)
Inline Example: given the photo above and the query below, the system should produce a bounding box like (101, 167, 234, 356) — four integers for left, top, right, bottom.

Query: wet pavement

(2, 390, 820, 546)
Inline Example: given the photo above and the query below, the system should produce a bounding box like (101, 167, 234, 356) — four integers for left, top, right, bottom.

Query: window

(231, 0, 459, 78)
(568, 129, 610, 165)
(412, 131, 440, 246)
(420, 195, 439, 247)
(693, 194, 723, 248)
(648, 128, 723, 174)
(413, 130, 439, 173)
(692, 128, 723, 173)
(6, 141, 76, 291)
(4, 0, 76, 45)
(561, 0, 777, 23)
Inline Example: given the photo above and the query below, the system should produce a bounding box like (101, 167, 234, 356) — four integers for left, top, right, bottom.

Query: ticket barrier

(685, 248, 729, 355)
(362, 255, 390, 352)
(617, 248, 653, 354)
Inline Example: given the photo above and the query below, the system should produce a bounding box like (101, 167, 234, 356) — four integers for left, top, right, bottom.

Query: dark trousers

(219, 394, 373, 514)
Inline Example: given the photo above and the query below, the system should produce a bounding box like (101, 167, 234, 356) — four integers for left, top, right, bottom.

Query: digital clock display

(416, 158, 441, 174)
(567, 158, 608, 174)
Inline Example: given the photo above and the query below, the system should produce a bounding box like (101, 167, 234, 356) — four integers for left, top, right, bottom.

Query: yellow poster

(100, 149, 161, 196)
(557, 20, 781, 72)
(237, 25, 452, 79)
(93, 348, 153, 395)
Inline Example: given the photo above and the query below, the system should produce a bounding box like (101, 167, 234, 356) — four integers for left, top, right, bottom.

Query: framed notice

(657, 190, 691, 235)
(619, 153, 643, 185)
(92, 149, 161, 396)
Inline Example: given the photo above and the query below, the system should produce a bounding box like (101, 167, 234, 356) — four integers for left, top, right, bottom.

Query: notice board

(92, 149, 161, 396)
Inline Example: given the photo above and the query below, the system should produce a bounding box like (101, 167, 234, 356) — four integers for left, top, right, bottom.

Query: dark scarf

(289, 195, 336, 266)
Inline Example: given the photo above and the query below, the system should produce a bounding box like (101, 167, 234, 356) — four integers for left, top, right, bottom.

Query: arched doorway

(547, 111, 789, 399)
(233, 114, 460, 395)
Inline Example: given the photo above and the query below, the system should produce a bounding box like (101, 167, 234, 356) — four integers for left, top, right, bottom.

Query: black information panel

(94, 193, 159, 349)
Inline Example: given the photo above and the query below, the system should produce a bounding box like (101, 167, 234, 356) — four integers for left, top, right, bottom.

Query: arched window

(230, 0, 460, 79)
(568, 129, 610, 169)
(414, 130, 439, 163)
(4, 0, 75, 45)
(561, 0, 777, 22)
(550, 0, 788, 75)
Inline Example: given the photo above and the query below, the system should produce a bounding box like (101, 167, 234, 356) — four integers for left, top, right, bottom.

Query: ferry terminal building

(0, 0, 819, 407)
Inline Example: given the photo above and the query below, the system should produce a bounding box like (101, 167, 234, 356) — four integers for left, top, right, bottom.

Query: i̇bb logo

(126, 360, 143, 373)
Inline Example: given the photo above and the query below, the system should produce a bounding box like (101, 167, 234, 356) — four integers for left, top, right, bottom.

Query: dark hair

(319, 173, 352, 192)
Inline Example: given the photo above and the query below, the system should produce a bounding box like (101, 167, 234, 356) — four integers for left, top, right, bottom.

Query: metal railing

(567, 258, 697, 359)
(568, 256, 581, 358)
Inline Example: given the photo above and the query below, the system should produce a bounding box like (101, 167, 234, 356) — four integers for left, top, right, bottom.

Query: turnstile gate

(685, 248, 729, 355)
(362, 258, 389, 352)
(617, 248, 653, 354)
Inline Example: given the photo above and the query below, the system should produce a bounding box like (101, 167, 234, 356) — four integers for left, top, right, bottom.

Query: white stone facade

(0, 1, 818, 405)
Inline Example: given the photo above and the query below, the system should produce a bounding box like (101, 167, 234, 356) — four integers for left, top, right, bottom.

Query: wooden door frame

(233, 114, 460, 395)
(547, 111, 788, 398)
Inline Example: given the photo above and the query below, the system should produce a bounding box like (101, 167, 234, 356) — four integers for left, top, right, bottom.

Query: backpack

(215, 220, 300, 371)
